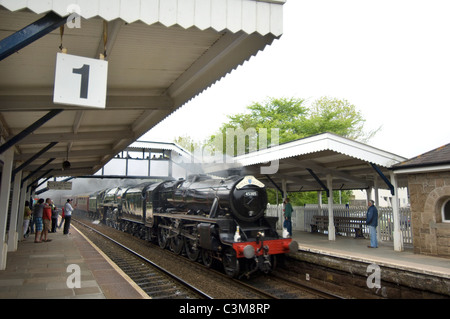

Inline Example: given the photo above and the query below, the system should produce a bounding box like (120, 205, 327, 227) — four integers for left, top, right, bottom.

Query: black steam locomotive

(83, 175, 298, 278)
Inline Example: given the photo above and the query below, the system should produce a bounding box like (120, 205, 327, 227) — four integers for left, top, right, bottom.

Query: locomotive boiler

(91, 175, 298, 278)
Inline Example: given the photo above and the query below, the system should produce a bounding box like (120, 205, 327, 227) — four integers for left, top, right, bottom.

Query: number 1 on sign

(54, 53, 107, 108)
(72, 64, 90, 99)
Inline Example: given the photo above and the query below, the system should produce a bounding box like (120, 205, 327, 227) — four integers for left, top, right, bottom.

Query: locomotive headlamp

(243, 245, 255, 259)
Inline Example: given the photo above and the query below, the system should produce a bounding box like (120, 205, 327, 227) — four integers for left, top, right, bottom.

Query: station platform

(1, 225, 448, 299)
(0, 226, 149, 299)
(290, 230, 450, 280)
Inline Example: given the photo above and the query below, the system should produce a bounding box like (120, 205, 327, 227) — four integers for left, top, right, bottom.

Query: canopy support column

(7, 170, 22, 252)
(17, 179, 29, 239)
(281, 179, 287, 200)
(374, 176, 382, 242)
(326, 174, 335, 241)
(390, 172, 404, 251)
(317, 191, 323, 216)
(0, 148, 14, 269)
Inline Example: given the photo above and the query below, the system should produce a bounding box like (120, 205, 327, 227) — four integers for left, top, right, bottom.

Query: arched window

(442, 199, 450, 223)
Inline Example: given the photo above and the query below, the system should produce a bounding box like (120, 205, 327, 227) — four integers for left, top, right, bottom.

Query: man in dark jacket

(283, 198, 293, 237)
(366, 200, 378, 248)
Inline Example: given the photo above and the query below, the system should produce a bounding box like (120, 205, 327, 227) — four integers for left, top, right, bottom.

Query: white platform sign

(53, 53, 108, 109)
(47, 181, 72, 190)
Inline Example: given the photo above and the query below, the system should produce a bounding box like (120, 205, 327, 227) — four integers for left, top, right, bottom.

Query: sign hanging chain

(100, 20, 108, 60)
(59, 25, 65, 52)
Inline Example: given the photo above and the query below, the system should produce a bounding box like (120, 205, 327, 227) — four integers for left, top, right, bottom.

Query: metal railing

(266, 204, 412, 245)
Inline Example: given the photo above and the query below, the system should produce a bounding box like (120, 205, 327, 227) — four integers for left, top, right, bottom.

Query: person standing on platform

(283, 198, 293, 237)
(63, 199, 76, 235)
(23, 201, 32, 239)
(366, 199, 378, 248)
(33, 198, 45, 243)
(50, 200, 58, 233)
(40, 198, 53, 242)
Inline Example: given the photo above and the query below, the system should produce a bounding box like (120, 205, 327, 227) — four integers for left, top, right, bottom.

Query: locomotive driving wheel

(222, 247, 240, 278)
(183, 225, 200, 261)
(184, 236, 200, 261)
(170, 232, 184, 255)
(201, 249, 214, 268)
(157, 219, 170, 249)
(169, 219, 184, 254)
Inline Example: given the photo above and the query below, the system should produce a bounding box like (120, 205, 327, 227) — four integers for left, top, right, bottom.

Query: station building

(392, 143, 450, 258)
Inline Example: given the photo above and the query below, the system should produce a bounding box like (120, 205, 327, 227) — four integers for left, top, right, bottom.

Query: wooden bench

(310, 215, 329, 233)
(311, 216, 367, 238)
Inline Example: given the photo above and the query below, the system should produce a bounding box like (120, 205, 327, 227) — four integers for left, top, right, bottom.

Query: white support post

(373, 177, 380, 207)
(390, 172, 403, 251)
(281, 178, 287, 230)
(17, 180, 28, 239)
(281, 178, 287, 200)
(317, 191, 322, 215)
(7, 170, 22, 251)
(326, 174, 335, 241)
(0, 148, 14, 270)
(366, 187, 373, 204)
(374, 177, 381, 242)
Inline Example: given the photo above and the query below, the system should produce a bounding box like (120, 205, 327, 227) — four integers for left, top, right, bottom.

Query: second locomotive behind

(88, 174, 298, 278)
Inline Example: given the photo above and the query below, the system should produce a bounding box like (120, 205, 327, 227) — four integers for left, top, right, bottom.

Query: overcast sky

(142, 0, 450, 159)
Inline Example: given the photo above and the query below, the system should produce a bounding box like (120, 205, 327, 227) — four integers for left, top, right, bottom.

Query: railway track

(73, 216, 346, 299)
(73, 219, 212, 299)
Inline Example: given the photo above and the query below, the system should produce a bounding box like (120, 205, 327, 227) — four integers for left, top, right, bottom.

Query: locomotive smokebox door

(231, 187, 267, 222)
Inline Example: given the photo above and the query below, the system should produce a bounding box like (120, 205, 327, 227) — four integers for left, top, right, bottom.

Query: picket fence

(266, 204, 412, 245)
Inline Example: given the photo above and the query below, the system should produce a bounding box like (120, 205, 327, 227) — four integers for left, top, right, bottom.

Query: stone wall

(407, 171, 450, 257)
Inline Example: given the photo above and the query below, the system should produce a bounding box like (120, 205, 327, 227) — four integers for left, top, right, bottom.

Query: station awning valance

(0, 0, 285, 36)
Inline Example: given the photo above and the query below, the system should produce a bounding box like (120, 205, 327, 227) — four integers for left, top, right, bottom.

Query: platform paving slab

(0, 226, 148, 299)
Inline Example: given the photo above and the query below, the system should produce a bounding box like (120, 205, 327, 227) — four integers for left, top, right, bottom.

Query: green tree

(230, 97, 308, 144)
(207, 96, 378, 155)
(173, 135, 201, 153)
(208, 97, 307, 150)
(301, 96, 378, 143)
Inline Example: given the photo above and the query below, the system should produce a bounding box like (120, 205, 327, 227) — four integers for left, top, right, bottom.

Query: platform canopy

(0, 0, 285, 182)
(205, 133, 408, 193)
